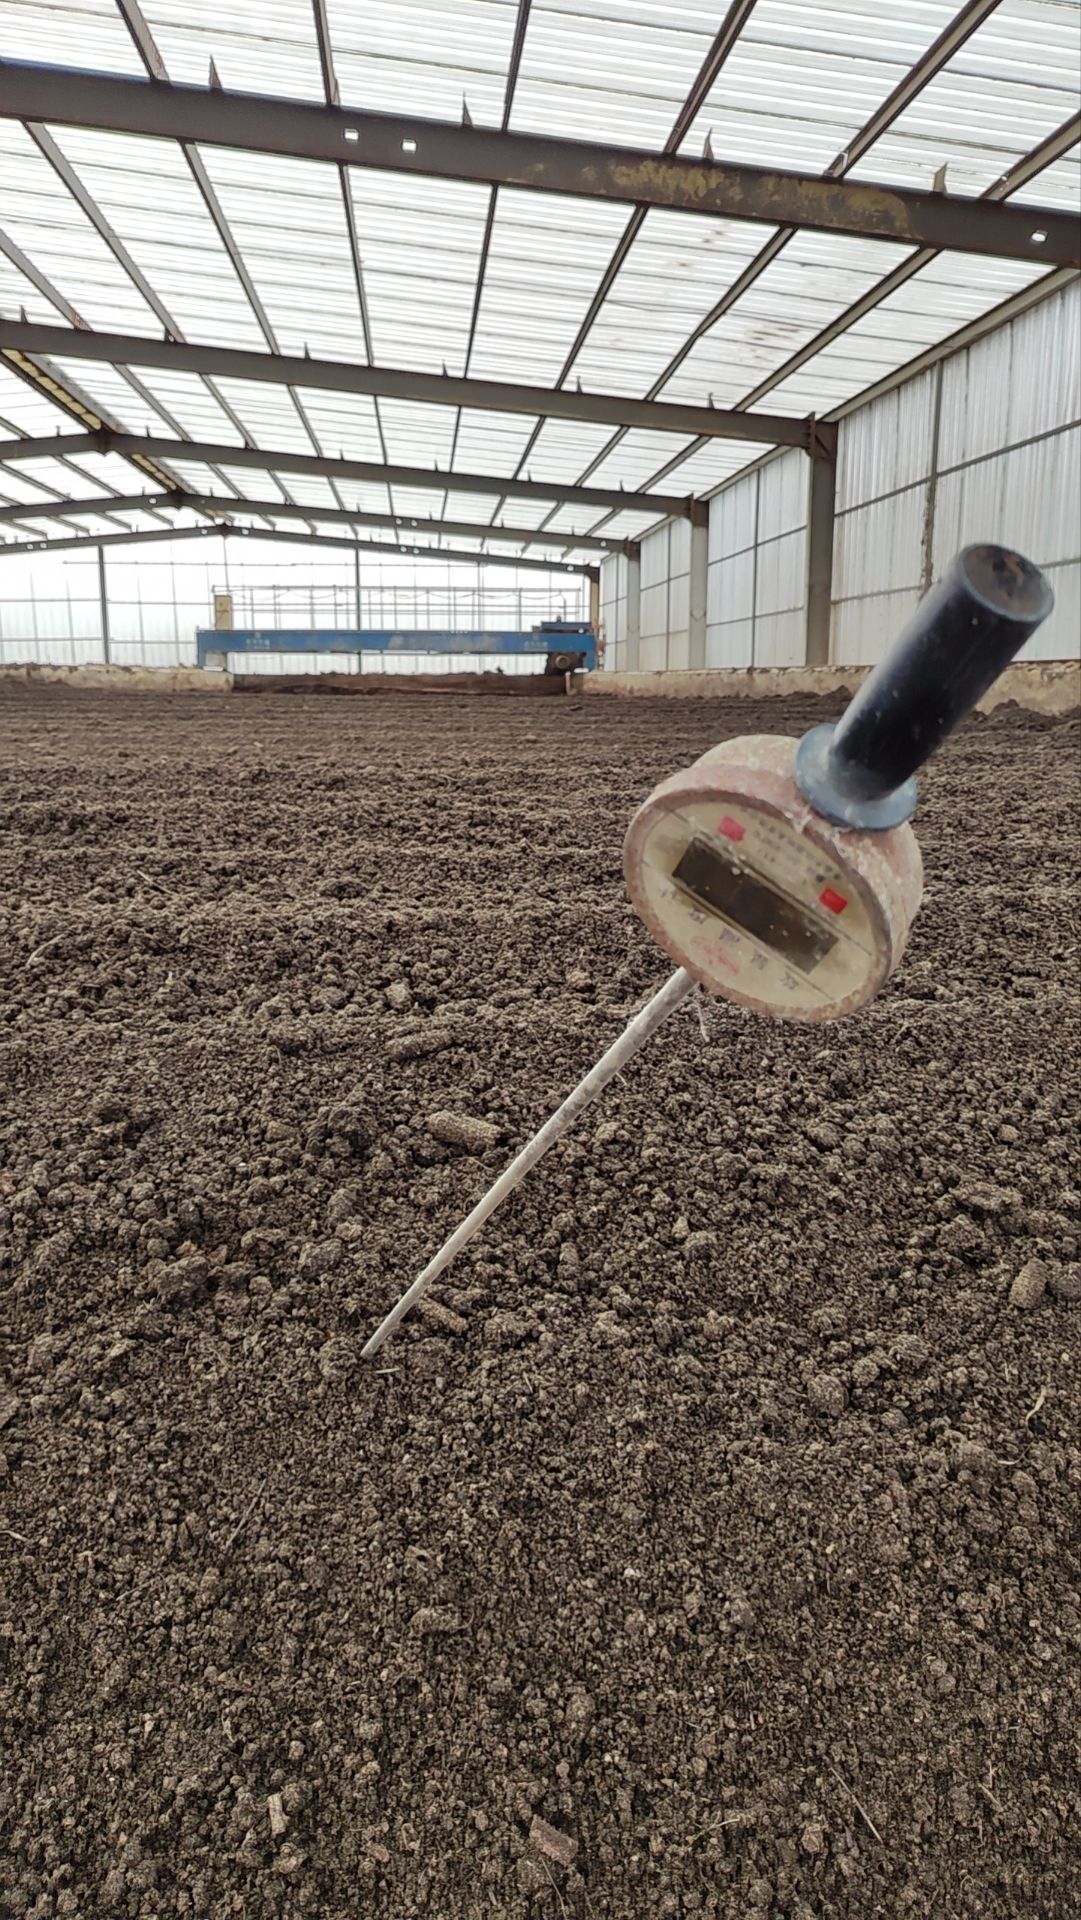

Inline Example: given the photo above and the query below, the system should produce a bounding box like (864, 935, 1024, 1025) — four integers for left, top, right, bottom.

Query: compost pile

(1, 685, 1078, 1920)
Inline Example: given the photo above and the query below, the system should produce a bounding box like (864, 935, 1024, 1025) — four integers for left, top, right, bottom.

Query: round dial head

(624, 734, 923, 1023)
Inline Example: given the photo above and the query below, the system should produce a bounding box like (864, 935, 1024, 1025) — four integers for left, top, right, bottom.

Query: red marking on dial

(819, 886, 848, 915)
(718, 815, 745, 842)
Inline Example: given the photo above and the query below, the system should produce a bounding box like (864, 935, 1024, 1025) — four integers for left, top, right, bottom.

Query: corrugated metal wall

(639, 519, 692, 670)
(599, 549, 629, 670)
(835, 284, 1081, 665)
(600, 279, 1081, 671)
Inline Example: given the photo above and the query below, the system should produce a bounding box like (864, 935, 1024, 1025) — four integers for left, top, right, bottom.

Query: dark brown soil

(1, 685, 1078, 1920)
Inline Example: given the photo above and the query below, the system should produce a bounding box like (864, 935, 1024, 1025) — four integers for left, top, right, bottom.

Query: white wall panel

(938, 284, 1081, 470)
(667, 572, 690, 669)
(837, 369, 936, 508)
(640, 525, 670, 589)
(707, 549, 755, 626)
(640, 582, 667, 641)
(933, 426, 1081, 577)
(835, 485, 925, 601)
(827, 280, 1080, 665)
(754, 609, 805, 669)
(706, 620, 754, 668)
(709, 473, 758, 561)
(832, 590, 922, 668)
(757, 450, 806, 539)
(0, 636, 104, 666)
(1031, 565, 1081, 665)
(599, 553, 627, 669)
(755, 529, 806, 618)
(668, 516, 692, 576)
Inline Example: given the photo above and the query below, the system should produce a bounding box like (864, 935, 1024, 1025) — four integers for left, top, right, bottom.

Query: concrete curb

(580, 660, 1081, 715)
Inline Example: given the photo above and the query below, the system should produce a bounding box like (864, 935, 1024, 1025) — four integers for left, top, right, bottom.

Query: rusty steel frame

(0, 62, 1074, 264)
(0, 322, 814, 448)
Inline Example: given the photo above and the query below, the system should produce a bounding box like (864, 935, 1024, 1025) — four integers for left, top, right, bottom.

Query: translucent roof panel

(511, 419, 628, 482)
(167, 459, 250, 496)
(0, 466, 78, 509)
(847, 1, 1081, 195)
(676, 0, 969, 171)
(574, 436, 776, 507)
(1026, 152, 1081, 211)
(42, 128, 273, 351)
(75, 450, 179, 496)
(0, 367, 78, 437)
(659, 231, 919, 409)
(39, 358, 167, 436)
(759, 255, 1052, 417)
(570, 209, 782, 398)
(0, 0, 1076, 568)
(138, 0, 326, 99)
(453, 408, 542, 476)
(0, 456, 108, 502)
(0, 122, 161, 335)
(345, 172, 492, 373)
(266, 390, 387, 464)
(0, 0, 145, 73)
(200, 379, 324, 451)
(332, 0, 521, 126)
(193, 148, 367, 360)
(582, 427, 703, 492)
(510, 3, 721, 147)
(466, 191, 631, 385)
(482, 497, 568, 537)
(369, 396, 458, 469)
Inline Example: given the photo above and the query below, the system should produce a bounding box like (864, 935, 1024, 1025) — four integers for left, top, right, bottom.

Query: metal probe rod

(362, 966, 695, 1357)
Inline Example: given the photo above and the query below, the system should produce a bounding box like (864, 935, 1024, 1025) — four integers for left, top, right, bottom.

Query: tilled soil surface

(1, 685, 1079, 1920)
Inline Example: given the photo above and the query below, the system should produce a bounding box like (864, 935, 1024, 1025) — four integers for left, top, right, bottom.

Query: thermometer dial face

(624, 735, 923, 1022)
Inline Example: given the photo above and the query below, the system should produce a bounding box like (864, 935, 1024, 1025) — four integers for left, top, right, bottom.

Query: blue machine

(196, 619, 597, 672)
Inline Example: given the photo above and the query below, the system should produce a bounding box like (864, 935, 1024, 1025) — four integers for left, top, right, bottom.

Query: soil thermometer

(363, 545, 1053, 1357)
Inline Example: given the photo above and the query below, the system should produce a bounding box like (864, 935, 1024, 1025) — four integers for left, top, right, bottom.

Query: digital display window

(672, 836, 837, 974)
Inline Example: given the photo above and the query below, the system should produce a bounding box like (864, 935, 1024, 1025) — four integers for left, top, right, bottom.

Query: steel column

(0, 65, 1073, 264)
(688, 519, 709, 670)
(625, 548, 642, 673)
(97, 544, 110, 664)
(805, 446, 837, 668)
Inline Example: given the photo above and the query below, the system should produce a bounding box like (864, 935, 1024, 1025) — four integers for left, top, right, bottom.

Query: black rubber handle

(796, 544, 1054, 827)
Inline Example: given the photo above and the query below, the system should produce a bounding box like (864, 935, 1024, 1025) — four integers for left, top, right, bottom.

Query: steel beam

(740, 116, 1081, 413)
(187, 492, 621, 551)
(0, 341, 182, 496)
(526, 4, 1078, 520)
(1, 65, 1074, 265)
(0, 322, 811, 448)
(226, 525, 598, 576)
(0, 491, 176, 526)
(0, 486, 620, 552)
(0, 429, 691, 516)
(2, 524, 220, 556)
(4, 522, 597, 576)
(115, 0, 367, 505)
